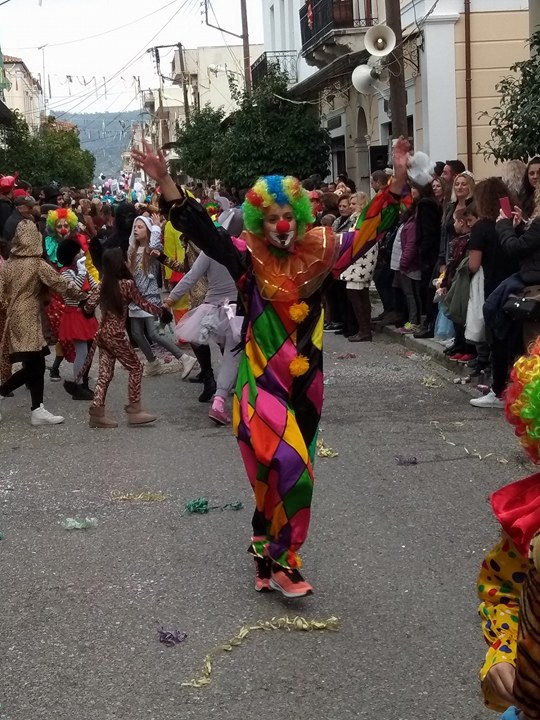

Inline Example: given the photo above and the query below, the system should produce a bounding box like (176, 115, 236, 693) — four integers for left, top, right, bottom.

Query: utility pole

(204, 0, 252, 94)
(240, 0, 252, 94)
(177, 42, 191, 123)
(384, 0, 408, 138)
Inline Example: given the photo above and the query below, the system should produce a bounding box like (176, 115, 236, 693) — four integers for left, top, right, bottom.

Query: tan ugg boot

(124, 402, 156, 426)
(89, 405, 118, 428)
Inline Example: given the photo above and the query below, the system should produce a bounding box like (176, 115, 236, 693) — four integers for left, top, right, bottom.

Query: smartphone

(500, 196, 513, 218)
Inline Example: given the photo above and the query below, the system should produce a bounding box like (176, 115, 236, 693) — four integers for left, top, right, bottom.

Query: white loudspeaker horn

(351, 65, 375, 94)
(364, 24, 396, 57)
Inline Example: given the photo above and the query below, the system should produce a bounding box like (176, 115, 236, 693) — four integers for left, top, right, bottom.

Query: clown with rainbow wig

(134, 138, 411, 598)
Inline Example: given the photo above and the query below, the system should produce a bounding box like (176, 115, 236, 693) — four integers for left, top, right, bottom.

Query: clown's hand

(392, 136, 411, 179)
(132, 140, 168, 183)
(76, 255, 87, 276)
(484, 663, 516, 707)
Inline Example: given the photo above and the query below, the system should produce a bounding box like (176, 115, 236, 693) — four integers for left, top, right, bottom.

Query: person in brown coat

(0, 220, 84, 425)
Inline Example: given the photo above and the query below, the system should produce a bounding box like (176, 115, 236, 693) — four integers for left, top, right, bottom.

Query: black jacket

(416, 197, 443, 274)
(0, 195, 13, 237)
(496, 218, 540, 285)
(2, 209, 25, 246)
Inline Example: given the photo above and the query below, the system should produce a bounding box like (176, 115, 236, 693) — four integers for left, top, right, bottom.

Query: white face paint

(263, 203, 298, 252)
(268, 230, 296, 249)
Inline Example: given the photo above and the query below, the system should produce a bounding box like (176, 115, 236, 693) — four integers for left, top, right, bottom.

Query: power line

(5, 0, 178, 50)
(53, 0, 194, 119)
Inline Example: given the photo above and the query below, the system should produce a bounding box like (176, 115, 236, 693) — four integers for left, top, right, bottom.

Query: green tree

(216, 70, 330, 187)
(0, 112, 95, 187)
(0, 111, 38, 181)
(171, 71, 330, 187)
(174, 105, 226, 182)
(480, 32, 540, 162)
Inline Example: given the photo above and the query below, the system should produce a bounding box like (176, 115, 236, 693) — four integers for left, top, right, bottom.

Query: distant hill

(51, 110, 143, 181)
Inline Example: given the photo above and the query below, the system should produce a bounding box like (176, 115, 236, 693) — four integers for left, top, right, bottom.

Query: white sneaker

(31, 404, 65, 425)
(470, 390, 504, 409)
(145, 359, 162, 377)
(180, 354, 197, 380)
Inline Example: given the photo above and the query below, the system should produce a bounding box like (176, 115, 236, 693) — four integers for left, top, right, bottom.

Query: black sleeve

(164, 196, 246, 281)
(497, 217, 540, 259)
(416, 199, 442, 261)
(468, 220, 488, 252)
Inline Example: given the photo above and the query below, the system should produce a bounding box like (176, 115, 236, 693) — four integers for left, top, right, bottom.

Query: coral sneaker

(254, 557, 273, 593)
(270, 564, 313, 598)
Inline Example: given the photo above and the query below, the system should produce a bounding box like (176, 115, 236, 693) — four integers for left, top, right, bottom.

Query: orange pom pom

(289, 354, 309, 377)
(289, 302, 310, 324)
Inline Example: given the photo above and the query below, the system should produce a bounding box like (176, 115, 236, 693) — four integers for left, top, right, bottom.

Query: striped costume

(167, 187, 401, 569)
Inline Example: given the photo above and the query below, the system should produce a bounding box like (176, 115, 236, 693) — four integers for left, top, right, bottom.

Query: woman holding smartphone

(468, 178, 518, 408)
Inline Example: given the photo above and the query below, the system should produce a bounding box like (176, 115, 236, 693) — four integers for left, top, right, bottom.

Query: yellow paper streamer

(422, 376, 442, 389)
(182, 616, 340, 688)
(111, 492, 166, 502)
(317, 439, 339, 458)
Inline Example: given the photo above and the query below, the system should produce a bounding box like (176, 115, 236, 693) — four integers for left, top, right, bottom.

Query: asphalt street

(0, 333, 527, 720)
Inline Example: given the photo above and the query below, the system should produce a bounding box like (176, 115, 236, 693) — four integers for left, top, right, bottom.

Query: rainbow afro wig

(46, 207, 78, 234)
(506, 337, 540, 463)
(243, 175, 314, 239)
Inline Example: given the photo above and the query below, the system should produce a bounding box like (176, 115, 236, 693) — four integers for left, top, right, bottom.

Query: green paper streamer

(182, 498, 244, 515)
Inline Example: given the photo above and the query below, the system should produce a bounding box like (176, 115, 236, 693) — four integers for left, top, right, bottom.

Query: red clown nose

(276, 219, 290, 234)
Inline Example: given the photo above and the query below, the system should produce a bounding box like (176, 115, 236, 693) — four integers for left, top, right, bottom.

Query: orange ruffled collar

(242, 227, 340, 302)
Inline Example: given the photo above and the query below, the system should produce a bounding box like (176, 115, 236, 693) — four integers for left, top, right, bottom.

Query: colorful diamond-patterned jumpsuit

(168, 188, 400, 568)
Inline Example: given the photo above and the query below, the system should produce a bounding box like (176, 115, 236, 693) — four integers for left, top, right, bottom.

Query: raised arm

(497, 217, 540, 259)
(132, 143, 246, 281)
(332, 137, 410, 276)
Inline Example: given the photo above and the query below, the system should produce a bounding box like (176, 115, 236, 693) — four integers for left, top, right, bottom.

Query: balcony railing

(251, 51, 298, 88)
(300, 0, 377, 55)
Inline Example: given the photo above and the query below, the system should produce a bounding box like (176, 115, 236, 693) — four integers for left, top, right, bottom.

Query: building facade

(259, 0, 530, 189)
(142, 85, 186, 148)
(2, 55, 42, 133)
(172, 43, 264, 116)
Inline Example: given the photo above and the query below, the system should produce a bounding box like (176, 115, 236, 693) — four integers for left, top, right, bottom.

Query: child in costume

(82, 248, 173, 429)
(159, 247, 242, 420)
(44, 208, 99, 381)
(162, 220, 190, 323)
(56, 239, 99, 400)
(477, 338, 540, 719)
(44, 208, 79, 380)
(127, 215, 196, 379)
(134, 138, 410, 599)
(0, 221, 85, 425)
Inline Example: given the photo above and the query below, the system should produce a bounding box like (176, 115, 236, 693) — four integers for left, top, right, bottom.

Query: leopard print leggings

(93, 336, 143, 407)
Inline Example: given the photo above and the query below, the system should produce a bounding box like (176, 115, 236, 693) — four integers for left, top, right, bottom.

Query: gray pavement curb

(376, 324, 469, 376)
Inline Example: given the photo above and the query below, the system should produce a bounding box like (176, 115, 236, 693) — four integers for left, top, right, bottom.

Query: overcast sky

(0, 0, 264, 114)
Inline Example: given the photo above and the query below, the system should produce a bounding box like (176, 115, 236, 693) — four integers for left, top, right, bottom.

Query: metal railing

(300, 0, 377, 54)
(251, 50, 298, 88)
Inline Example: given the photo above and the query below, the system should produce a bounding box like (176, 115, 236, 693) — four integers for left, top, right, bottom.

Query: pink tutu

(174, 302, 240, 345)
